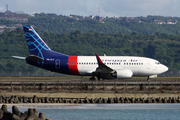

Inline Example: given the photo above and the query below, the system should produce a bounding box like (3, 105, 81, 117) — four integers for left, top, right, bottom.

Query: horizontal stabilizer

(12, 56, 26, 60)
(26, 55, 44, 62)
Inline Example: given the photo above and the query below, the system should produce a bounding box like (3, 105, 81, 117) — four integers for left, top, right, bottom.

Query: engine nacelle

(112, 69, 133, 79)
(149, 75, 157, 78)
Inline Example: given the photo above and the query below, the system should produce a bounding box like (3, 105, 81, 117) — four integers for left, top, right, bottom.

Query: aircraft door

(147, 61, 151, 69)
(55, 59, 60, 69)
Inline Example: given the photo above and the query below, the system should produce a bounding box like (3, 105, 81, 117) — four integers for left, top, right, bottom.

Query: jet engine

(149, 75, 157, 78)
(112, 69, 133, 79)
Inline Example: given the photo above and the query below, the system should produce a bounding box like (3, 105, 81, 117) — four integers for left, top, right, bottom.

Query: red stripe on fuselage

(68, 56, 80, 75)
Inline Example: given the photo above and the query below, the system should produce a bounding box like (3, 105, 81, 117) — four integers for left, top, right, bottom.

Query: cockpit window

(155, 62, 160, 65)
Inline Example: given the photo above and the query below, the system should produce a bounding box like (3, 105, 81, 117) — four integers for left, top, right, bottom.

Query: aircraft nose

(162, 65, 168, 73)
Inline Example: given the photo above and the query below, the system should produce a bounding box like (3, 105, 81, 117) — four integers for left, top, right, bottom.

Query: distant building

(89, 15, 94, 19)
(94, 16, 105, 23)
(128, 17, 141, 23)
(153, 20, 166, 24)
(167, 20, 177, 24)
(114, 15, 118, 19)
(14, 11, 25, 14)
(4, 10, 13, 16)
(0, 9, 28, 22)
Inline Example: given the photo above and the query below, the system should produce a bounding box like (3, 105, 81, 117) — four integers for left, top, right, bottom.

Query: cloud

(99, 0, 180, 17)
(0, 7, 4, 12)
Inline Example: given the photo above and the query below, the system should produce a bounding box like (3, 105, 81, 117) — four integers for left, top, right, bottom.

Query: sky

(0, 0, 180, 17)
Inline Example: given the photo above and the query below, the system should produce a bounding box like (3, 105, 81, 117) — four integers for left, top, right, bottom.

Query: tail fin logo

(23, 25, 51, 67)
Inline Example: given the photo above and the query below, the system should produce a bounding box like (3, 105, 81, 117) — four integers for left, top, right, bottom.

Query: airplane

(12, 25, 168, 81)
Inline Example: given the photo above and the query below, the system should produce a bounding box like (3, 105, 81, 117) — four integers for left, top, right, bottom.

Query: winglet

(95, 53, 104, 66)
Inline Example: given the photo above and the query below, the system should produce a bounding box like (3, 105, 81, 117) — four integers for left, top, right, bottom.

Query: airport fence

(0, 81, 180, 93)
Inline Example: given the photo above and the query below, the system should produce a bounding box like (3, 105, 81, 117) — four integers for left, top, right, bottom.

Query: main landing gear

(89, 76, 103, 81)
(90, 76, 96, 80)
(147, 76, 150, 81)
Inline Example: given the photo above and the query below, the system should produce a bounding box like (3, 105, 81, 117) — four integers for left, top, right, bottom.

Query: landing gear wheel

(147, 77, 150, 81)
(90, 76, 96, 80)
(98, 77, 103, 81)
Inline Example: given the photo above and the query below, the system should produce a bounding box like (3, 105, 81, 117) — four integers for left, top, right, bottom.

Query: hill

(0, 13, 180, 35)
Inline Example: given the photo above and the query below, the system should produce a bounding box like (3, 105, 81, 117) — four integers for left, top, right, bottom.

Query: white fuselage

(76, 56, 168, 77)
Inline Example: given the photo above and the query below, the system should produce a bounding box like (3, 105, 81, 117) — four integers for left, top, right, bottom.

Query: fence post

(136, 79, 138, 91)
(69, 82, 71, 91)
(33, 82, 36, 90)
(11, 82, 13, 91)
(58, 80, 59, 92)
(126, 83, 127, 91)
(92, 81, 93, 91)
(45, 82, 47, 91)
(22, 82, 24, 91)
(103, 81, 105, 91)
(160, 82, 161, 91)
(148, 81, 150, 92)
(81, 80, 82, 91)
(114, 80, 116, 91)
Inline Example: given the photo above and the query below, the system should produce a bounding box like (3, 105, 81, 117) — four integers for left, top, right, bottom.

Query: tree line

(1, 27, 180, 73)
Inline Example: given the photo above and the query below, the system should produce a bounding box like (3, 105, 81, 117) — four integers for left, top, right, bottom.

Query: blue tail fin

(23, 25, 51, 59)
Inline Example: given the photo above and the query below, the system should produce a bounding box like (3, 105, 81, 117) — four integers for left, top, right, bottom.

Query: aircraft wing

(95, 53, 115, 74)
